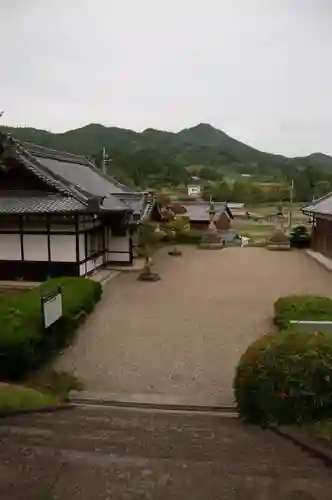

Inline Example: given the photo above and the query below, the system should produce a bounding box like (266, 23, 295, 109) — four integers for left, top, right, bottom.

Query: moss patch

(25, 369, 83, 401)
(0, 383, 58, 411)
(301, 419, 332, 443)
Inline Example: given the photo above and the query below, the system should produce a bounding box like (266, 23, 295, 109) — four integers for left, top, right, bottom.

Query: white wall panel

(107, 234, 130, 262)
(79, 263, 86, 276)
(79, 234, 85, 261)
(0, 234, 21, 260)
(86, 259, 95, 273)
(23, 234, 48, 261)
(50, 235, 76, 262)
(107, 251, 130, 262)
(85, 255, 104, 274)
(108, 235, 129, 252)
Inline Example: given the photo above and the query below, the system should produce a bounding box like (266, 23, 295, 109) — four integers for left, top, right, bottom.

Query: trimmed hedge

(290, 225, 311, 248)
(0, 277, 102, 380)
(274, 295, 332, 330)
(234, 330, 332, 425)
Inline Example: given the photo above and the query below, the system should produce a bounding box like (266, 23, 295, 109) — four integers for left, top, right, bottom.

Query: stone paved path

(57, 247, 332, 406)
(2, 407, 332, 500)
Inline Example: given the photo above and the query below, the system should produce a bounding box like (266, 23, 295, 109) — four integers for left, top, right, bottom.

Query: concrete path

(57, 247, 332, 407)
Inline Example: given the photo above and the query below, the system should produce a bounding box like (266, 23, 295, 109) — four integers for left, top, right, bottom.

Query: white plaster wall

(108, 235, 129, 251)
(0, 234, 21, 260)
(107, 251, 130, 262)
(50, 234, 76, 262)
(96, 255, 104, 267)
(23, 234, 48, 261)
(79, 263, 86, 276)
(86, 259, 95, 273)
(79, 234, 85, 261)
(79, 255, 104, 276)
(107, 234, 130, 263)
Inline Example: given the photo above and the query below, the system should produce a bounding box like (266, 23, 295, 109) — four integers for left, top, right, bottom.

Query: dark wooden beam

(46, 215, 51, 262)
(19, 216, 24, 261)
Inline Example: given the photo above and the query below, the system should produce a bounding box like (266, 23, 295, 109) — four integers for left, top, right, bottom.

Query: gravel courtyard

(57, 247, 332, 407)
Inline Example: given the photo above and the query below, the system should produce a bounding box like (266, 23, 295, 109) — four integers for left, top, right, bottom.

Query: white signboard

(43, 293, 63, 328)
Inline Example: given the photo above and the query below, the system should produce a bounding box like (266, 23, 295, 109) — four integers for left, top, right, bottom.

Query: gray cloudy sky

(1, 0, 332, 156)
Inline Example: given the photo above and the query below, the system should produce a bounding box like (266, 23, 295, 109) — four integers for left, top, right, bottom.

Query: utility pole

(289, 179, 294, 231)
(101, 147, 109, 174)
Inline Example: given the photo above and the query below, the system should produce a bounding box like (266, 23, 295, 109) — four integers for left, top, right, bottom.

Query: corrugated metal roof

(0, 192, 86, 214)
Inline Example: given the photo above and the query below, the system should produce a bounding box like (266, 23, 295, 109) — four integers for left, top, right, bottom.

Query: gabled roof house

(171, 201, 233, 231)
(0, 132, 157, 281)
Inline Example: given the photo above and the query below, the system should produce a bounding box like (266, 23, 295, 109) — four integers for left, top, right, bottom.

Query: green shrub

(274, 295, 332, 329)
(290, 225, 311, 248)
(234, 330, 332, 425)
(174, 230, 202, 244)
(0, 277, 102, 380)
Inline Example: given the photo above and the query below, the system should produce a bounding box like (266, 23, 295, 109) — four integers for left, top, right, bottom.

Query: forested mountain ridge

(2, 122, 331, 166)
(1, 123, 332, 197)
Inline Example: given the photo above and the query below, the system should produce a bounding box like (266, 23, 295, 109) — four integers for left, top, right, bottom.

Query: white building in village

(0, 133, 160, 281)
(187, 184, 201, 197)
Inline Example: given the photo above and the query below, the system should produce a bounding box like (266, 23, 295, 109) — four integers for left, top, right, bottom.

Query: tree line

(96, 147, 332, 203)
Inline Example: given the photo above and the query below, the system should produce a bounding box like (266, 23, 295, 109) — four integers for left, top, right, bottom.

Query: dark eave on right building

(302, 192, 332, 218)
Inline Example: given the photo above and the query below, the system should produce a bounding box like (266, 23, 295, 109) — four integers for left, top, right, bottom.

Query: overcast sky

(1, 0, 332, 156)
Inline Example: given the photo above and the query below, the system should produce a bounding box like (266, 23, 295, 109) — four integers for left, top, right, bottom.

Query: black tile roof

(113, 193, 146, 215)
(0, 133, 152, 218)
(0, 191, 86, 214)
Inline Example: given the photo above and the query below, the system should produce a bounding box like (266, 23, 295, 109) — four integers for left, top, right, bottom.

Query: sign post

(41, 286, 63, 329)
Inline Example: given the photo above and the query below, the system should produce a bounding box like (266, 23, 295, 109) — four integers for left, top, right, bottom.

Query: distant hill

(2, 123, 332, 191)
(2, 122, 331, 168)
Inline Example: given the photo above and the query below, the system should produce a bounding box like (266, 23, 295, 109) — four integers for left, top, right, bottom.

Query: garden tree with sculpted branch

(137, 222, 161, 281)
(164, 215, 190, 256)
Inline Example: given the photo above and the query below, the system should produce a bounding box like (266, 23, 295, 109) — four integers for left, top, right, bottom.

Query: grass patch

(0, 287, 29, 300)
(25, 369, 83, 401)
(301, 420, 332, 443)
(0, 383, 58, 411)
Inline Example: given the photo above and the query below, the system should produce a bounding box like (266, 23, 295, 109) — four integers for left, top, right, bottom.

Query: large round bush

(234, 330, 332, 426)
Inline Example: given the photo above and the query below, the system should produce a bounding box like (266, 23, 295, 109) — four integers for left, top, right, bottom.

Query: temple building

(0, 133, 159, 281)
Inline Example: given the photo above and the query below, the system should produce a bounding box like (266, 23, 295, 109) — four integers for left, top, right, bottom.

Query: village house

(0, 133, 160, 281)
(171, 201, 233, 231)
(187, 184, 201, 198)
(227, 202, 248, 218)
(302, 194, 332, 259)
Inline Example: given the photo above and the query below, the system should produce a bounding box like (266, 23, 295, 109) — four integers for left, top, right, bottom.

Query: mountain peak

(187, 123, 220, 131)
(178, 123, 229, 147)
